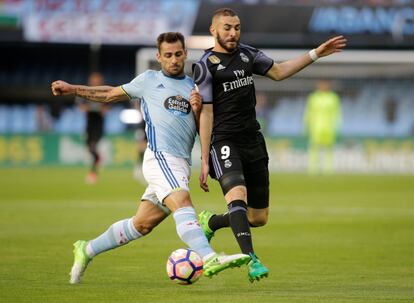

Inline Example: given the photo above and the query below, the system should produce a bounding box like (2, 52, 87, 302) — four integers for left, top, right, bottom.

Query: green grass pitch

(1, 168, 413, 302)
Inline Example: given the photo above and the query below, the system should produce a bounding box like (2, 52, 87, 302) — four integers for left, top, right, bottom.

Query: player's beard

(217, 32, 239, 53)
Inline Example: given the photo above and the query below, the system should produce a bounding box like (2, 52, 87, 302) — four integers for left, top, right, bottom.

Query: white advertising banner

(20, 0, 200, 45)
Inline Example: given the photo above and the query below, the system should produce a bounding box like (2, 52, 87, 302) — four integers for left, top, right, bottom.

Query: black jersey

(193, 43, 273, 141)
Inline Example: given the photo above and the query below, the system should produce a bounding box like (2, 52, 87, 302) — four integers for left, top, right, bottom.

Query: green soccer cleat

(203, 253, 251, 278)
(248, 254, 269, 283)
(198, 210, 215, 242)
(69, 240, 91, 284)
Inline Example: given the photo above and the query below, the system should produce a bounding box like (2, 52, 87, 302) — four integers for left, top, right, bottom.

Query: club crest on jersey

(208, 55, 220, 64)
(240, 52, 249, 63)
(164, 95, 191, 116)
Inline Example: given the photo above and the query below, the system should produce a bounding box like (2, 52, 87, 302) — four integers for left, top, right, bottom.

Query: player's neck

(161, 70, 185, 79)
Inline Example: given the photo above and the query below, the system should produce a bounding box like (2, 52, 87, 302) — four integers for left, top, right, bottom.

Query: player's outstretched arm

(266, 35, 347, 81)
(51, 80, 129, 103)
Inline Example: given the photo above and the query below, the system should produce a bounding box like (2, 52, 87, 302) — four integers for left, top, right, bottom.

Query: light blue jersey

(121, 70, 196, 162)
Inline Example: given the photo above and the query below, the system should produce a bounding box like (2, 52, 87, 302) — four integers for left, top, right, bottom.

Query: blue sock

(173, 207, 214, 259)
(86, 218, 142, 257)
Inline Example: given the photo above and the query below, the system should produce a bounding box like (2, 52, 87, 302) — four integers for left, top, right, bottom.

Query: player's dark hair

(212, 8, 238, 19)
(157, 32, 185, 51)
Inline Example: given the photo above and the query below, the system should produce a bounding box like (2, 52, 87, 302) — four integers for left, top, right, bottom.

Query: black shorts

(86, 128, 103, 144)
(86, 113, 104, 144)
(209, 131, 269, 209)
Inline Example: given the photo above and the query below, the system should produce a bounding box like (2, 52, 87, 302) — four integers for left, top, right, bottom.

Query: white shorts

(141, 148, 191, 214)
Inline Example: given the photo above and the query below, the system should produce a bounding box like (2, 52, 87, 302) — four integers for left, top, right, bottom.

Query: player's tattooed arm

(51, 80, 129, 103)
(74, 86, 114, 102)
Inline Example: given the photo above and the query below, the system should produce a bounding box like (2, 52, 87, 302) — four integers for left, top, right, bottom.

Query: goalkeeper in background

(303, 80, 342, 174)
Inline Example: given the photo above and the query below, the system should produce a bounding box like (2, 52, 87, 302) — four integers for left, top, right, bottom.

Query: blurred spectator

(75, 72, 108, 184)
(384, 97, 398, 124)
(35, 104, 53, 132)
(303, 80, 342, 174)
(255, 92, 271, 135)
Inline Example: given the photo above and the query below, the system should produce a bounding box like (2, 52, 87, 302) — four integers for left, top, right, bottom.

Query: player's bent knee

(248, 216, 268, 227)
(164, 190, 193, 212)
(220, 171, 245, 195)
(133, 221, 155, 235)
(247, 208, 269, 227)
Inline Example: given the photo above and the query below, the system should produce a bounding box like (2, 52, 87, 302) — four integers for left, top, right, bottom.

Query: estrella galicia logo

(164, 95, 191, 116)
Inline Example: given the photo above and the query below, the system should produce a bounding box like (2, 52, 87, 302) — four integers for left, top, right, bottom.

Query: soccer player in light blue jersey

(51, 32, 250, 284)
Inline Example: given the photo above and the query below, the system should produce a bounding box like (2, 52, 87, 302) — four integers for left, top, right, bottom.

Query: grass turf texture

(1, 167, 413, 303)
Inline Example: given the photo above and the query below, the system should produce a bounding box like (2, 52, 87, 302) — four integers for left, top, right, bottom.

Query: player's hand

(316, 35, 347, 58)
(190, 85, 202, 113)
(51, 80, 75, 96)
(199, 162, 210, 192)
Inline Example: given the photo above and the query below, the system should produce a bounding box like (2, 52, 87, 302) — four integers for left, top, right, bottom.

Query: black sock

(228, 200, 254, 255)
(208, 213, 230, 231)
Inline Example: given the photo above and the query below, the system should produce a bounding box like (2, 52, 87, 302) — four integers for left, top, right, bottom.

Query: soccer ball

(166, 248, 203, 285)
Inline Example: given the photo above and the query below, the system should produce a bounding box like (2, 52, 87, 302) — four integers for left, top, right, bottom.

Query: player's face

(213, 15, 241, 53)
(157, 41, 187, 77)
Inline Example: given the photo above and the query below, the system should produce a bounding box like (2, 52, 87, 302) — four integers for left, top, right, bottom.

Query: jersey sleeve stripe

(262, 60, 274, 76)
(193, 62, 206, 84)
(120, 85, 132, 99)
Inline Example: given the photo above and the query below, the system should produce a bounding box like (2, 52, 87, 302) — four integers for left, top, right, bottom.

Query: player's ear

(209, 24, 216, 37)
(156, 52, 161, 63)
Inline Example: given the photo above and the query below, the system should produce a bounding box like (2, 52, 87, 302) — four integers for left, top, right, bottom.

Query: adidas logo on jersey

(157, 84, 165, 89)
(217, 64, 226, 71)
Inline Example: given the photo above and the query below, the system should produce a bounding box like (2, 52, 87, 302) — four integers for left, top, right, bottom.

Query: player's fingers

(199, 172, 208, 191)
(190, 93, 200, 100)
(201, 182, 209, 192)
(191, 90, 201, 97)
(332, 39, 347, 48)
(331, 35, 345, 42)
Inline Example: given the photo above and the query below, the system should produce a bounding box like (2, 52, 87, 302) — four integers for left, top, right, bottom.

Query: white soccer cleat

(203, 253, 251, 277)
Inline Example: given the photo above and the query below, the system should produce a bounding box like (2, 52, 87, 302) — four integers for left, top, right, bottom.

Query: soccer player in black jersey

(193, 8, 347, 282)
